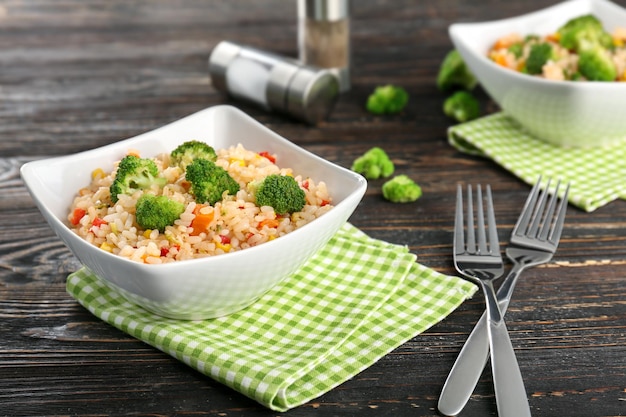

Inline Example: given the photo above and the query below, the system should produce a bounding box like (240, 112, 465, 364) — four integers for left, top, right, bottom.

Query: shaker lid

(286, 66, 339, 125)
(267, 59, 339, 125)
(298, 0, 349, 21)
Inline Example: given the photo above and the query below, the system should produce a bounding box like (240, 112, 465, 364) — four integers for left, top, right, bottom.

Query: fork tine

(466, 185, 476, 253)
(455, 184, 465, 254)
(538, 180, 561, 241)
(476, 185, 488, 254)
(527, 177, 551, 238)
(486, 185, 500, 255)
(512, 176, 543, 238)
(548, 182, 570, 245)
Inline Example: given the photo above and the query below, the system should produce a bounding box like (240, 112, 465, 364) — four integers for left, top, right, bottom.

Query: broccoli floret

(508, 42, 524, 59)
(443, 91, 480, 123)
(525, 42, 555, 75)
(109, 155, 167, 203)
(185, 158, 240, 205)
(254, 174, 306, 215)
(382, 175, 422, 203)
(351, 147, 395, 180)
(557, 14, 613, 52)
(366, 85, 409, 115)
(170, 140, 217, 170)
(578, 44, 617, 81)
(135, 194, 185, 232)
(436, 49, 478, 91)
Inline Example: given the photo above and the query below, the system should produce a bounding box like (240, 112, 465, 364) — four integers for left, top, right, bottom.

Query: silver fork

(439, 178, 568, 416)
(452, 184, 531, 417)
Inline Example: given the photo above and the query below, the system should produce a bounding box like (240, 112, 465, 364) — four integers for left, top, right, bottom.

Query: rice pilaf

(68, 143, 333, 264)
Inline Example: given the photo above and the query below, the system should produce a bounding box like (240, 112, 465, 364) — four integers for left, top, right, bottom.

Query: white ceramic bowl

(21, 105, 367, 320)
(450, 0, 626, 148)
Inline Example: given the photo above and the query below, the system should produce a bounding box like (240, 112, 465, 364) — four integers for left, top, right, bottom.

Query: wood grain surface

(1, 1, 625, 416)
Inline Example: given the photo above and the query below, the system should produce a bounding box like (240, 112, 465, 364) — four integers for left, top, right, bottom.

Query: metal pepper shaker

(208, 41, 339, 125)
(298, 0, 351, 93)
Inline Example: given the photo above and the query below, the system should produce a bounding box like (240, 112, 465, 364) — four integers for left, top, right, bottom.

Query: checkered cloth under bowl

(448, 113, 626, 212)
(67, 223, 477, 411)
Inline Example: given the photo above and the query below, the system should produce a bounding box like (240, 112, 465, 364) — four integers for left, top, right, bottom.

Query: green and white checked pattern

(449, 113, 626, 212)
(66, 223, 477, 411)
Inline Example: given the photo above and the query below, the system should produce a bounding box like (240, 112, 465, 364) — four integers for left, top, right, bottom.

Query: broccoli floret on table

(436, 49, 478, 91)
(134, 194, 185, 232)
(185, 158, 240, 205)
(351, 147, 395, 180)
(382, 175, 422, 203)
(254, 174, 306, 215)
(557, 14, 614, 51)
(578, 44, 617, 81)
(524, 42, 555, 75)
(443, 91, 480, 123)
(170, 140, 217, 170)
(366, 85, 409, 115)
(109, 155, 167, 203)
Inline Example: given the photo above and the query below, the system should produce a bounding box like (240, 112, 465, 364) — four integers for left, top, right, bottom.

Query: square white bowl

(450, 0, 626, 148)
(21, 105, 367, 320)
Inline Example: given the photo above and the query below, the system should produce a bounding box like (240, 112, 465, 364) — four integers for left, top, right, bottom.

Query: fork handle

(488, 312, 532, 417)
(438, 265, 526, 416)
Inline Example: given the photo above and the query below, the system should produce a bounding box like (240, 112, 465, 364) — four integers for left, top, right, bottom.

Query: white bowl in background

(450, 0, 626, 148)
(21, 105, 367, 320)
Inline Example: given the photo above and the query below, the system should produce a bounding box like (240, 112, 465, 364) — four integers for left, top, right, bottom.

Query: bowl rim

(21, 105, 367, 271)
(449, 0, 626, 90)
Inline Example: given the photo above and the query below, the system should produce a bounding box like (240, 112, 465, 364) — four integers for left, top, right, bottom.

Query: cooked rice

(68, 144, 333, 264)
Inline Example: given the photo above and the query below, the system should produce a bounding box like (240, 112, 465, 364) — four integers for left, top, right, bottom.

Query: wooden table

(2, 1, 625, 415)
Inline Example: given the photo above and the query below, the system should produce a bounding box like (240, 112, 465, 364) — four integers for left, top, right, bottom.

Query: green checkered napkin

(66, 223, 477, 412)
(449, 112, 626, 212)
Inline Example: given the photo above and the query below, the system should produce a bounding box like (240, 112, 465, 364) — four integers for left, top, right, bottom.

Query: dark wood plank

(1, 1, 625, 416)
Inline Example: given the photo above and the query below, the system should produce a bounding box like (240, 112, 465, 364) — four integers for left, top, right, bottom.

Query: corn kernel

(110, 223, 118, 234)
(100, 242, 113, 252)
(91, 168, 105, 180)
(216, 242, 231, 252)
(143, 229, 152, 238)
(164, 230, 181, 245)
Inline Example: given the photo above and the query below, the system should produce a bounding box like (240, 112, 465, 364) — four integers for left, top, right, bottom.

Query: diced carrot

(546, 32, 560, 43)
(258, 218, 279, 229)
(92, 217, 108, 227)
(70, 208, 86, 225)
(494, 54, 509, 68)
(190, 204, 214, 236)
(127, 149, 141, 157)
(492, 33, 523, 50)
(612, 28, 626, 47)
(258, 151, 276, 164)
